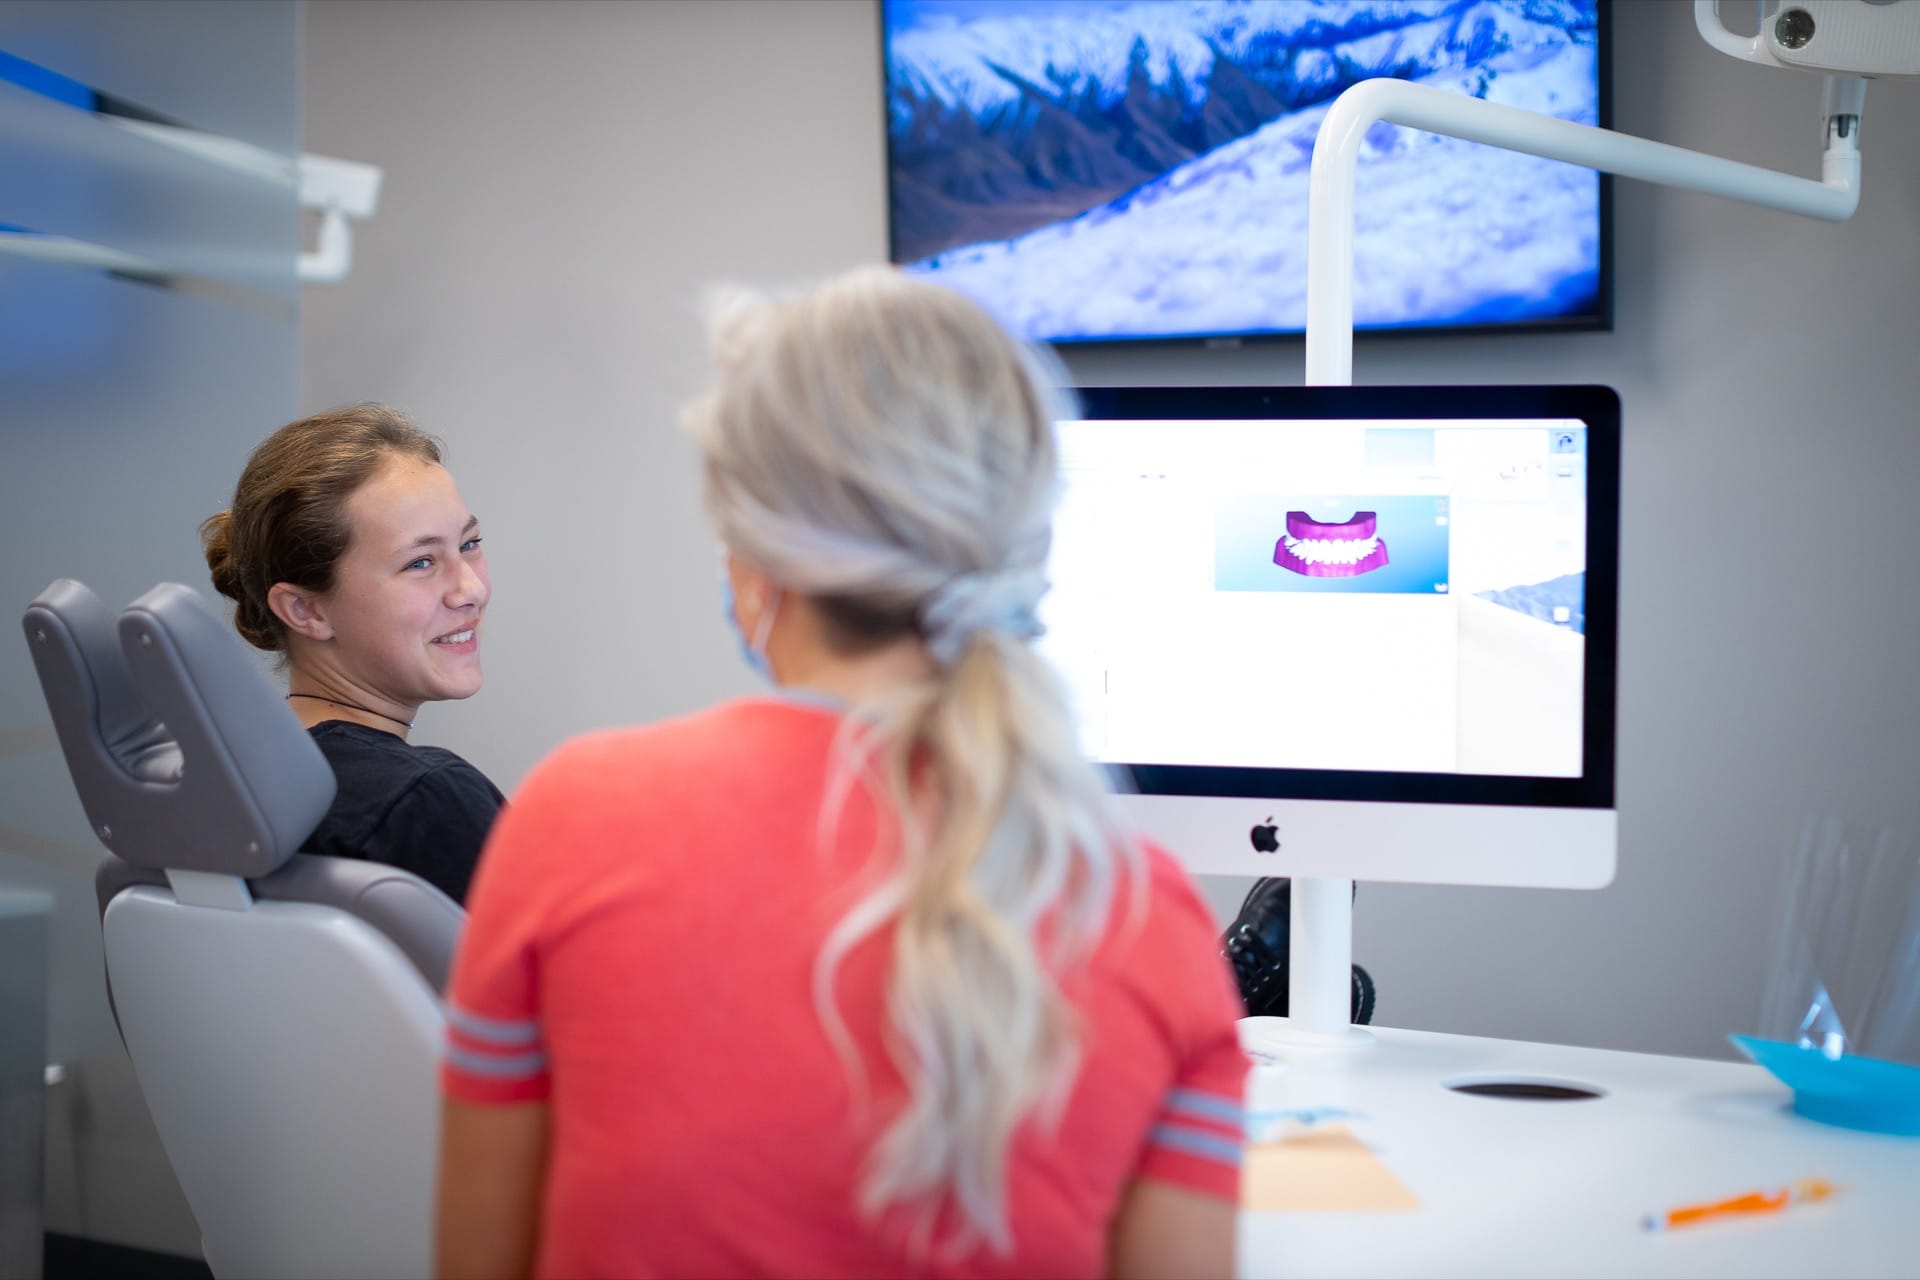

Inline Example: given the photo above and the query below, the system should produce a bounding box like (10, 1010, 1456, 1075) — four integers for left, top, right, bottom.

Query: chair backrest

(22, 579, 463, 1280)
(25, 578, 334, 875)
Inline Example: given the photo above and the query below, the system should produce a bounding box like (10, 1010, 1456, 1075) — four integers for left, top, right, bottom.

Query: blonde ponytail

(688, 266, 1139, 1253)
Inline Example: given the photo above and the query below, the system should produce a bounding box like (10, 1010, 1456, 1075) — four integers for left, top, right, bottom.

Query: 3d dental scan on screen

(1037, 385, 1620, 891)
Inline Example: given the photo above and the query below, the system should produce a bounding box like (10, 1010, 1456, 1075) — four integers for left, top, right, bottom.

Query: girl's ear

(267, 583, 334, 642)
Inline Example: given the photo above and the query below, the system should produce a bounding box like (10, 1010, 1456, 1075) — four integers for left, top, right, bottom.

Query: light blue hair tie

(919, 565, 1048, 668)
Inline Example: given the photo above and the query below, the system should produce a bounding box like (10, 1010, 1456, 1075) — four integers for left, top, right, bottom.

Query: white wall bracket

(95, 120, 382, 284)
(0, 120, 381, 287)
(297, 153, 384, 284)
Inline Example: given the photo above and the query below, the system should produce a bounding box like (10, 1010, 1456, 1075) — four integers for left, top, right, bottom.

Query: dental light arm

(1303, 77, 1862, 386)
(1286, 0, 1916, 1042)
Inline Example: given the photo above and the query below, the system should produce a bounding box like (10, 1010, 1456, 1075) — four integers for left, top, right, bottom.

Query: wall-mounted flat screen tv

(882, 0, 1610, 345)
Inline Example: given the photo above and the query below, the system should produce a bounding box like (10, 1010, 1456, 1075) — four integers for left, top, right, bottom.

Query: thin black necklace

(286, 692, 414, 730)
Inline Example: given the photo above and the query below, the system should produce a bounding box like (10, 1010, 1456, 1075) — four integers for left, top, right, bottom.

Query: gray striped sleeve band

(1164, 1087, 1244, 1127)
(1148, 1122, 1243, 1168)
(447, 1002, 541, 1046)
(444, 1042, 549, 1079)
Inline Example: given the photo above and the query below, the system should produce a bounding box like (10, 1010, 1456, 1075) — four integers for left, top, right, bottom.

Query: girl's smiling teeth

(433, 628, 476, 645)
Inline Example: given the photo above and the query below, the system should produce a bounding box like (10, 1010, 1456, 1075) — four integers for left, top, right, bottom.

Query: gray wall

(303, 0, 1920, 1063)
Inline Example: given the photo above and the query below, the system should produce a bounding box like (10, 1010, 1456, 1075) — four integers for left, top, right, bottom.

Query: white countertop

(1236, 1021, 1920, 1278)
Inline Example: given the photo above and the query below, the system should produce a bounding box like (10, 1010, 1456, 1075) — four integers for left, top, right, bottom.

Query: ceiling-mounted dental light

(1696, 0, 1920, 78)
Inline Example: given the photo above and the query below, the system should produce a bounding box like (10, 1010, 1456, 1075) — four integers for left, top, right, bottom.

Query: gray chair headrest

(23, 579, 335, 877)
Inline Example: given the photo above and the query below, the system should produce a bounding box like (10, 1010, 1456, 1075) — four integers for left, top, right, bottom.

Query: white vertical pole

(1289, 877, 1355, 1038)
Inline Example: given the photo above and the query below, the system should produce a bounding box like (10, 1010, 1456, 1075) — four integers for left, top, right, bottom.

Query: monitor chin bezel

(1113, 792, 1619, 887)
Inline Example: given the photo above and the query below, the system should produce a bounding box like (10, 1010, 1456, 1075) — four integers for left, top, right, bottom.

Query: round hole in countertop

(1443, 1074, 1607, 1101)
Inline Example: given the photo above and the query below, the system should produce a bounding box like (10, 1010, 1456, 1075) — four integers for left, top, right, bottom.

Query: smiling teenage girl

(201, 404, 504, 904)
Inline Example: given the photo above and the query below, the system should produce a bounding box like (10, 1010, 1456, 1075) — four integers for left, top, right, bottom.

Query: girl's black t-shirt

(301, 720, 504, 905)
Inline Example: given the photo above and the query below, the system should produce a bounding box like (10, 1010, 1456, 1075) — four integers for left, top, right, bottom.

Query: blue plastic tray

(1731, 1035, 1920, 1136)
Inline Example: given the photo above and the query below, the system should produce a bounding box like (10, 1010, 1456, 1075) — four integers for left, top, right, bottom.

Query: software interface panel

(1040, 418, 1588, 777)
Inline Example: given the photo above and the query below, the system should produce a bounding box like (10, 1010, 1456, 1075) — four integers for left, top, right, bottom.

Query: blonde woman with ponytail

(437, 268, 1246, 1279)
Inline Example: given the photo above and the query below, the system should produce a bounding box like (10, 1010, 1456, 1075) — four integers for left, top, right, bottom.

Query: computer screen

(881, 0, 1610, 344)
(1040, 385, 1619, 887)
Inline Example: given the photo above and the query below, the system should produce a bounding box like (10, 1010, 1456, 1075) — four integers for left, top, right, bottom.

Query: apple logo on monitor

(1250, 818, 1280, 854)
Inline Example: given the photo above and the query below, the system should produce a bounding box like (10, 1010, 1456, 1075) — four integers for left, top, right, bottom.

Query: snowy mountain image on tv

(884, 0, 1604, 343)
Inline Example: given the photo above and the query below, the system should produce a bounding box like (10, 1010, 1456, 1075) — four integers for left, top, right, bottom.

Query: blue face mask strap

(720, 570, 777, 680)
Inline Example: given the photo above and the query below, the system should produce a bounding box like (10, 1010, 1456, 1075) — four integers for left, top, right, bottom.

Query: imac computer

(1037, 385, 1620, 1032)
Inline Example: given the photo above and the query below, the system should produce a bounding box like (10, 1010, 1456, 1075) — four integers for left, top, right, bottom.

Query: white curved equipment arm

(1289, 73, 1866, 1041)
(1304, 77, 1862, 387)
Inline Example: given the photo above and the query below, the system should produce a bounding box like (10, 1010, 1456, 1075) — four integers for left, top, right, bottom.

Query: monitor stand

(1276, 876, 1372, 1048)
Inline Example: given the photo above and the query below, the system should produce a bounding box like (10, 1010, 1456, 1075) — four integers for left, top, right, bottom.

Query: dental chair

(22, 579, 462, 1280)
